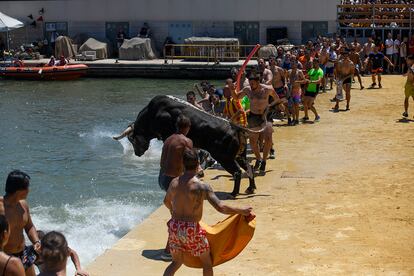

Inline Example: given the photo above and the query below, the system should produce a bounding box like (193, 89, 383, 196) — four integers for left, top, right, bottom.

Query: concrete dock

(23, 59, 257, 79)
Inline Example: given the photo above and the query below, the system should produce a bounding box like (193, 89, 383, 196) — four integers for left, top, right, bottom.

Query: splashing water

(31, 198, 154, 275)
(78, 126, 163, 159)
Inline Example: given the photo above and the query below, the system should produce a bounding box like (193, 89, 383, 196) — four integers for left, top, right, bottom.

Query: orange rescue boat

(0, 64, 88, 81)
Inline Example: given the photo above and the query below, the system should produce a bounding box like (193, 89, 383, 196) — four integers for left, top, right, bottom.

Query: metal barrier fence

(163, 44, 259, 63)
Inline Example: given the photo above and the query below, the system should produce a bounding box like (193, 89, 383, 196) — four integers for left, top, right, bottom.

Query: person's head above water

(5, 170, 30, 198)
(186, 91, 196, 104)
(176, 114, 191, 135)
(183, 148, 199, 171)
(40, 231, 69, 274)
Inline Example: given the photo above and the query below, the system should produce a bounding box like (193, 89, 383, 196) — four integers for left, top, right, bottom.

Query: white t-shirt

(393, 39, 400, 54)
(326, 51, 337, 68)
(385, 39, 394, 55)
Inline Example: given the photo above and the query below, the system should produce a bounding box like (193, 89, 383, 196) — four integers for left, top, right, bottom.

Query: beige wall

(0, 0, 339, 22)
(0, 0, 339, 52)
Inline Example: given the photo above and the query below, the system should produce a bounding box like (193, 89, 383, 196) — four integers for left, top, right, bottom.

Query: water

(0, 78, 218, 273)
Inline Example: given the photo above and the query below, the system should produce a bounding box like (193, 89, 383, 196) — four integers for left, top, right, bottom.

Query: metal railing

(163, 44, 259, 64)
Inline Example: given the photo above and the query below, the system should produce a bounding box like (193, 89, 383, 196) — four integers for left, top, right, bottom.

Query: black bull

(126, 95, 255, 196)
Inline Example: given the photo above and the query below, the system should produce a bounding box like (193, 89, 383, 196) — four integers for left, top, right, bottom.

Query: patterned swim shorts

(12, 245, 37, 269)
(167, 219, 210, 256)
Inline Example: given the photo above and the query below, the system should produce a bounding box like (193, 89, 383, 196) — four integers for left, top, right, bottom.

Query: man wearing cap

(333, 49, 355, 111)
(233, 71, 284, 174)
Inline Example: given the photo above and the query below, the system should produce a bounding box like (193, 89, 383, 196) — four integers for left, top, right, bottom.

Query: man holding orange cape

(163, 148, 253, 276)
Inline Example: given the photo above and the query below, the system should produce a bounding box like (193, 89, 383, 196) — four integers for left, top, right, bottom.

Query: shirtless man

(402, 55, 414, 118)
(0, 170, 41, 276)
(163, 148, 253, 276)
(159, 115, 193, 191)
(269, 56, 291, 124)
(257, 58, 272, 85)
(363, 38, 374, 74)
(159, 115, 193, 260)
(351, 38, 362, 54)
(287, 61, 306, 125)
(349, 47, 364, 90)
(234, 72, 283, 173)
(334, 49, 355, 111)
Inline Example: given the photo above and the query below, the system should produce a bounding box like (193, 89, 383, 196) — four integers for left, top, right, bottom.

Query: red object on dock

(0, 64, 88, 81)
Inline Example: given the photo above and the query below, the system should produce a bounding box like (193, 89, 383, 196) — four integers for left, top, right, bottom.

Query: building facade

(0, 0, 339, 52)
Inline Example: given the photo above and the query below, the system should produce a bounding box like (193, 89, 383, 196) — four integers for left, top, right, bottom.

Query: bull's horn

(112, 126, 133, 141)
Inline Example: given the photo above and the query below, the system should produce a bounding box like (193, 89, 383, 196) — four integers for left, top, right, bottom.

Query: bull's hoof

(245, 187, 256, 194)
(230, 192, 238, 198)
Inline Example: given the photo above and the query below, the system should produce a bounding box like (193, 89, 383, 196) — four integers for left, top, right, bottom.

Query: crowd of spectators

(342, 0, 414, 4)
(339, 0, 414, 28)
(185, 33, 414, 124)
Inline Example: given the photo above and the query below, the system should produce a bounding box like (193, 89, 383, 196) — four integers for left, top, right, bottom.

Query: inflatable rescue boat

(0, 64, 88, 81)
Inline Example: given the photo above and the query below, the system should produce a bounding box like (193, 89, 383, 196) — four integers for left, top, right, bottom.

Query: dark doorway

(234, 21, 260, 56)
(266, 27, 288, 45)
(105, 22, 129, 57)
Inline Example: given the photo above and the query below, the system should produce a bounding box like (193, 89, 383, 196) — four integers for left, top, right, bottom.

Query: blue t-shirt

(368, 52, 385, 69)
(282, 62, 291, 70)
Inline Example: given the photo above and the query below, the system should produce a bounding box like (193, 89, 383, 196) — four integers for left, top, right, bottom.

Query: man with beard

(233, 72, 284, 173)
(257, 58, 273, 84)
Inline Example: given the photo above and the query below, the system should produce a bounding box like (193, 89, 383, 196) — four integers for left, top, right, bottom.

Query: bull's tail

(230, 122, 267, 134)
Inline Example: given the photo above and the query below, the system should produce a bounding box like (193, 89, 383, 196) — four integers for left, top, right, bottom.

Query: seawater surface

(0, 78, 214, 273)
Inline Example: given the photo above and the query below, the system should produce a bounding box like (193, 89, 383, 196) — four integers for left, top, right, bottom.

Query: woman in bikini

(0, 215, 25, 276)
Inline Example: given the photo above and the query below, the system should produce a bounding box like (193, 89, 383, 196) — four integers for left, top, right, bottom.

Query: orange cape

(182, 214, 256, 268)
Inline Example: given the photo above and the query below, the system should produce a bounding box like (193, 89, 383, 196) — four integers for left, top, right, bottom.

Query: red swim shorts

(167, 219, 210, 256)
(371, 68, 383, 74)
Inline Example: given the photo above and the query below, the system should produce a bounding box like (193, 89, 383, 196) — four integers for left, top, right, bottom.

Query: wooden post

(372, 4, 375, 29)
(410, 5, 412, 40)
(163, 45, 167, 64)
